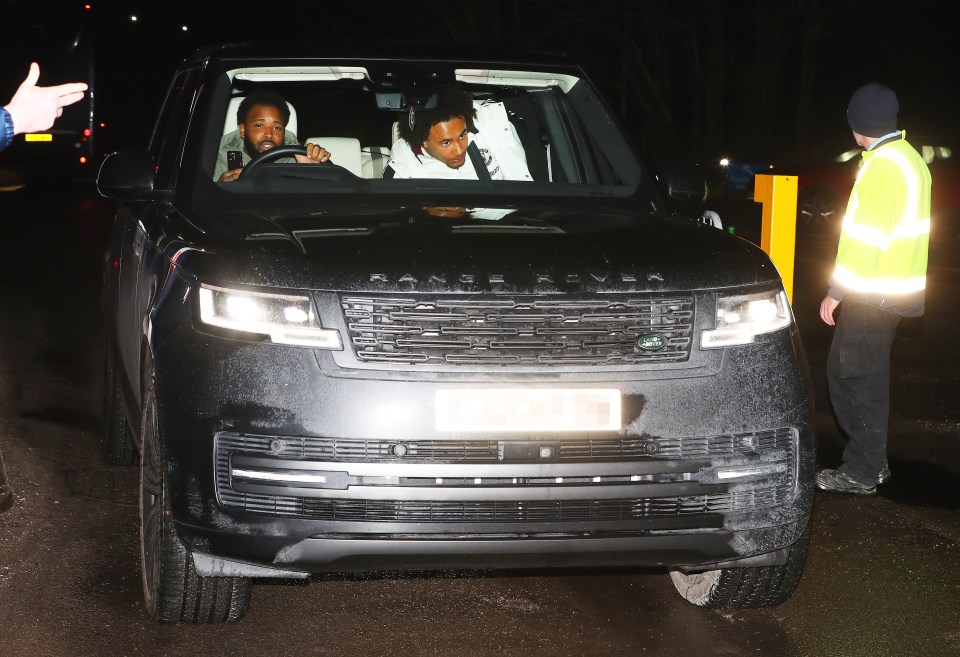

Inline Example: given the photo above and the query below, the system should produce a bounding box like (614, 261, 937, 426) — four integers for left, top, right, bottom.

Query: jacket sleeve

(0, 107, 13, 153)
(384, 139, 416, 178)
(213, 131, 236, 180)
(850, 156, 905, 238)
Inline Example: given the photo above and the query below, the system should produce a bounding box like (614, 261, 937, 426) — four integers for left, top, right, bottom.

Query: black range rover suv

(97, 43, 815, 623)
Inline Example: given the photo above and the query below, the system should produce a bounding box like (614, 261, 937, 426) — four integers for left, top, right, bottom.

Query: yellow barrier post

(753, 174, 798, 303)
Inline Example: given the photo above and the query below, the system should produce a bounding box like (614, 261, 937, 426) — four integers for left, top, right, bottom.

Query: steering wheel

(238, 144, 349, 179)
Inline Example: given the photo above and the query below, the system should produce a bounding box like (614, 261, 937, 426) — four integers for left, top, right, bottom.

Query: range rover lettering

(97, 43, 815, 623)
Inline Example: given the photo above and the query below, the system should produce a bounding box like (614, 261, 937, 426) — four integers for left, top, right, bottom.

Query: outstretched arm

(3, 62, 88, 135)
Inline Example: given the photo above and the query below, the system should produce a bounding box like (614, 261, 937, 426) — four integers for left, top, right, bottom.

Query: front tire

(668, 528, 809, 609)
(139, 359, 251, 623)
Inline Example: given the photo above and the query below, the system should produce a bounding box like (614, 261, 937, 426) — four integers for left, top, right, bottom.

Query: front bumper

(188, 523, 804, 579)
(153, 310, 815, 576)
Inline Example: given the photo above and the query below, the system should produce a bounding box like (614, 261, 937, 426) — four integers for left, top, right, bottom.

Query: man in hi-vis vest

(816, 83, 931, 496)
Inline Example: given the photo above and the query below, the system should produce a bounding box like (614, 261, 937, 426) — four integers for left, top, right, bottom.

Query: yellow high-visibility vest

(832, 132, 931, 295)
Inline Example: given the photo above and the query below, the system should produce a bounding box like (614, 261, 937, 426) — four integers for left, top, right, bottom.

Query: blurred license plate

(24, 134, 52, 142)
(435, 388, 620, 432)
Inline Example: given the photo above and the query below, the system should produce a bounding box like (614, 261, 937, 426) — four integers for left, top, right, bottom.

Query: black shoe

(815, 468, 877, 496)
(877, 460, 891, 484)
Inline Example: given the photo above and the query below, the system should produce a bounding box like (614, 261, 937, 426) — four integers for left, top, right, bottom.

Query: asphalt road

(0, 181, 958, 657)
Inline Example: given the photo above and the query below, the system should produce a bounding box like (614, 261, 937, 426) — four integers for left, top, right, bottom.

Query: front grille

(340, 295, 694, 366)
(215, 428, 796, 522)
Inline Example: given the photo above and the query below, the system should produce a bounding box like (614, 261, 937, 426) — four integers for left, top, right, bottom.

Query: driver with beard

(214, 88, 331, 181)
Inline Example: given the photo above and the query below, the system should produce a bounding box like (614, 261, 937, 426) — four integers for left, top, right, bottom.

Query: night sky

(5, 0, 958, 167)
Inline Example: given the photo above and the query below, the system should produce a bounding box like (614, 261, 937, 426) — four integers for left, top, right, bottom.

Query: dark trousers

(827, 299, 901, 485)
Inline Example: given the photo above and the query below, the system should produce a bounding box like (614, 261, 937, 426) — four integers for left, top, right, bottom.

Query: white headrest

(304, 137, 363, 177)
(223, 97, 298, 138)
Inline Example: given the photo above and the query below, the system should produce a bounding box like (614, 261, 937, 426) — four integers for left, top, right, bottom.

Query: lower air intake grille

(216, 428, 794, 463)
(222, 488, 793, 522)
(215, 428, 797, 522)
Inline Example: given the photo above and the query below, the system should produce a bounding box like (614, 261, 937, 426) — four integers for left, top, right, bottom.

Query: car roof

(185, 41, 578, 71)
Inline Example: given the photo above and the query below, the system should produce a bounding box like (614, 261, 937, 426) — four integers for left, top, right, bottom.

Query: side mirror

(657, 158, 708, 204)
(96, 150, 156, 199)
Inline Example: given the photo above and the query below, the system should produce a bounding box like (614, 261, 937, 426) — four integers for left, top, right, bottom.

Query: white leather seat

(362, 146, 390, 178)
(223, 97, 298, 138)
(304, 137, 363, 177)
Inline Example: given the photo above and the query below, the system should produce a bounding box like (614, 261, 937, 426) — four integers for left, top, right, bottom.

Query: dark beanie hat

(847, 83, 899, 137)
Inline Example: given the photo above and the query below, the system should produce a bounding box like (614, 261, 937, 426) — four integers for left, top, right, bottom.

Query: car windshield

(190, 62, 643, 201)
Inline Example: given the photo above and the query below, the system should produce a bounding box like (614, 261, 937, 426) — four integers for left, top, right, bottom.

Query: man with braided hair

(383, 85, 532, 181)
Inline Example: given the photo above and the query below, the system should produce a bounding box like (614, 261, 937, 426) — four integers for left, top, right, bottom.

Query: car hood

(170, 203, 780, 294)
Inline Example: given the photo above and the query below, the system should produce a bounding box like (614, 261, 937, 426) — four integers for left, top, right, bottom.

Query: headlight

(198, 283, 342, 349)
(701, 290, 791, 348)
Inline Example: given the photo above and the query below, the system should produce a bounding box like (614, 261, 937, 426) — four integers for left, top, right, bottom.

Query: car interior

(206, 65, 642, 190)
